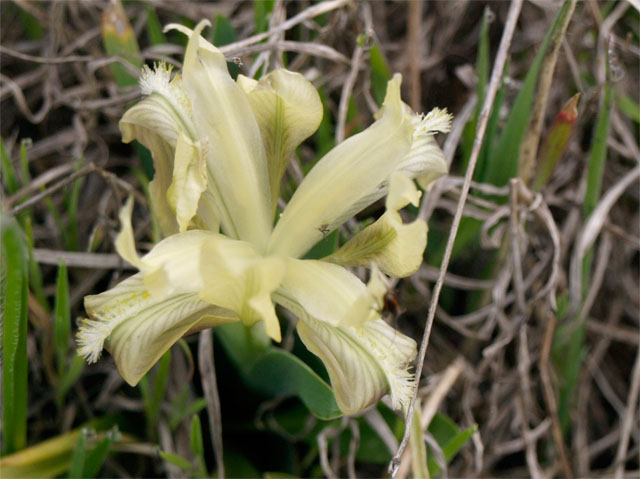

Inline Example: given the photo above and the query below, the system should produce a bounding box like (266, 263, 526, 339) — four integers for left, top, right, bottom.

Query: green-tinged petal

(78, 273, 236, 385)
(120, 63, 198, 236)
(275, 258, 381, 329)
(167, 134, 209, 232)
(324, 172, 428, 277)
(179, 20, 272, 248)
(238, 69, 323, 211)
(114, 195, 145, 269)
(296, 314, 416, 415)
(268, 75, 449, 258)
(199, 241, 285, 342)
(267, 74, 411, 257)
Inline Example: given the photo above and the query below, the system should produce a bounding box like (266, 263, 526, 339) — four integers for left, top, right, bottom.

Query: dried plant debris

(1, 1, 638, 478)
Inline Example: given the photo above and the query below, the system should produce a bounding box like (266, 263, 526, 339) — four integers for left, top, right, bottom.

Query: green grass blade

(486, 0, 575, 187)
(23, 216, 47, 310)
(159, 451, 194, 473)
(54, 260, 70, 379)
(369, 43, 391, 106)
(254, 0, 275, 34)
(461, 6, 491, 171)
(57, 355, 85, 405)
(144, 4, 166, 46)
(583, 83, 612, 220)
(1, 138, 20, 194)
(67, 433, 86, 479)
(1, 214, 29, 454)
(190, 415, 208, 478)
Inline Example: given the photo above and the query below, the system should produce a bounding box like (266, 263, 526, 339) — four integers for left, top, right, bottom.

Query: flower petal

(268, 75, 448, 259)
(267, 74, 413, 257)
(238, 69, 323, 211)
(167, 134, 209, 233)
(199, 241, 285, 342)
(179, 20, 272, 248)
(78, 272, 236, 385)
(323, 172, 428, 277)
(275, 258, 380, 329)
(120, 63, 198, 236)
(296, 314, 416, 415)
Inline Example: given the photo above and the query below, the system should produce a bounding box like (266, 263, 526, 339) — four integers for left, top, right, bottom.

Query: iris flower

(77, 21, 450, 415)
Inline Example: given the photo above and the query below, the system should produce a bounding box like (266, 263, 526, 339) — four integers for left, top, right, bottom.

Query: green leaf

(54, 260, 70, 379)
(190, 415, 208, 478)
(303, 229, 339, 260)
(0, 419, 114, 478)
(67, 434, 85, 479)
(410, 406, 429, 479)
(254, 0, 275, 33)
(57, 355, 85, 404)
(213, 14, 239, 78)
(486, 0, 575, 187)
(23, 216, 47, 310)
(216, 324, 342, 420)
(583, 82, 611, 220)
(159, 451, 194, 472)
(144, 4, 166, 45)
(1, 138, 20, 194)
(82, 433, 114, 478)
(427, 413, 477, 476)
(101, 0, 142, 87)
(1, 214, 28, 454)
(370, 43, 391, 106)
(616, 93, 640, 123)
(461, 6, 492, 171)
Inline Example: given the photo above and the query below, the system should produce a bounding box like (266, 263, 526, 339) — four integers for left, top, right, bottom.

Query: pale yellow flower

(77, 20, 450, 415)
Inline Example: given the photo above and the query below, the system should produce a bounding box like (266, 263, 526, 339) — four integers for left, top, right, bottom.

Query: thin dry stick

(397, 357, 466, 479)
(218, 0, 350, 56)
(388, 1, 524, 475)
(614, 343, 640, 479)
(198, 330, 225, 479)
(539, 305, 574, 479)
(569, 165, 640, 313)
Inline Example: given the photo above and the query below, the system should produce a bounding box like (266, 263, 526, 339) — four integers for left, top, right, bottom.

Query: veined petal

(199, 241, 285, 342)
(296, 312, 416, 415)
(120, 63, 198, 237)
(78, 272, 236, 385)
(167, 134, 210, 233)
(400, 107, 451, 191)
(324, 172, 428, 277)
(178, 20, 272, 248)
(268, 76, 450, 258)
(267, 75, 411, 258)
(237, 69, 323, 212)
(275, 258, 380, 329)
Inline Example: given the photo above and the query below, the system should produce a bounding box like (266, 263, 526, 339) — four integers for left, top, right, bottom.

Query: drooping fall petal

(323, 172, 428, 277)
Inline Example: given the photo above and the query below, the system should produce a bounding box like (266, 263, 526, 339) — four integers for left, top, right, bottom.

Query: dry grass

(1, 1, 638, 477)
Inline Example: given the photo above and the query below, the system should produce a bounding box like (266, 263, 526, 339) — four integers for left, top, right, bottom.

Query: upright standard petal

(180, 21, 272, 248)
(120, 63, 197, 236)
(120, 63, 220, 235)
(237, 69, 323, 212)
